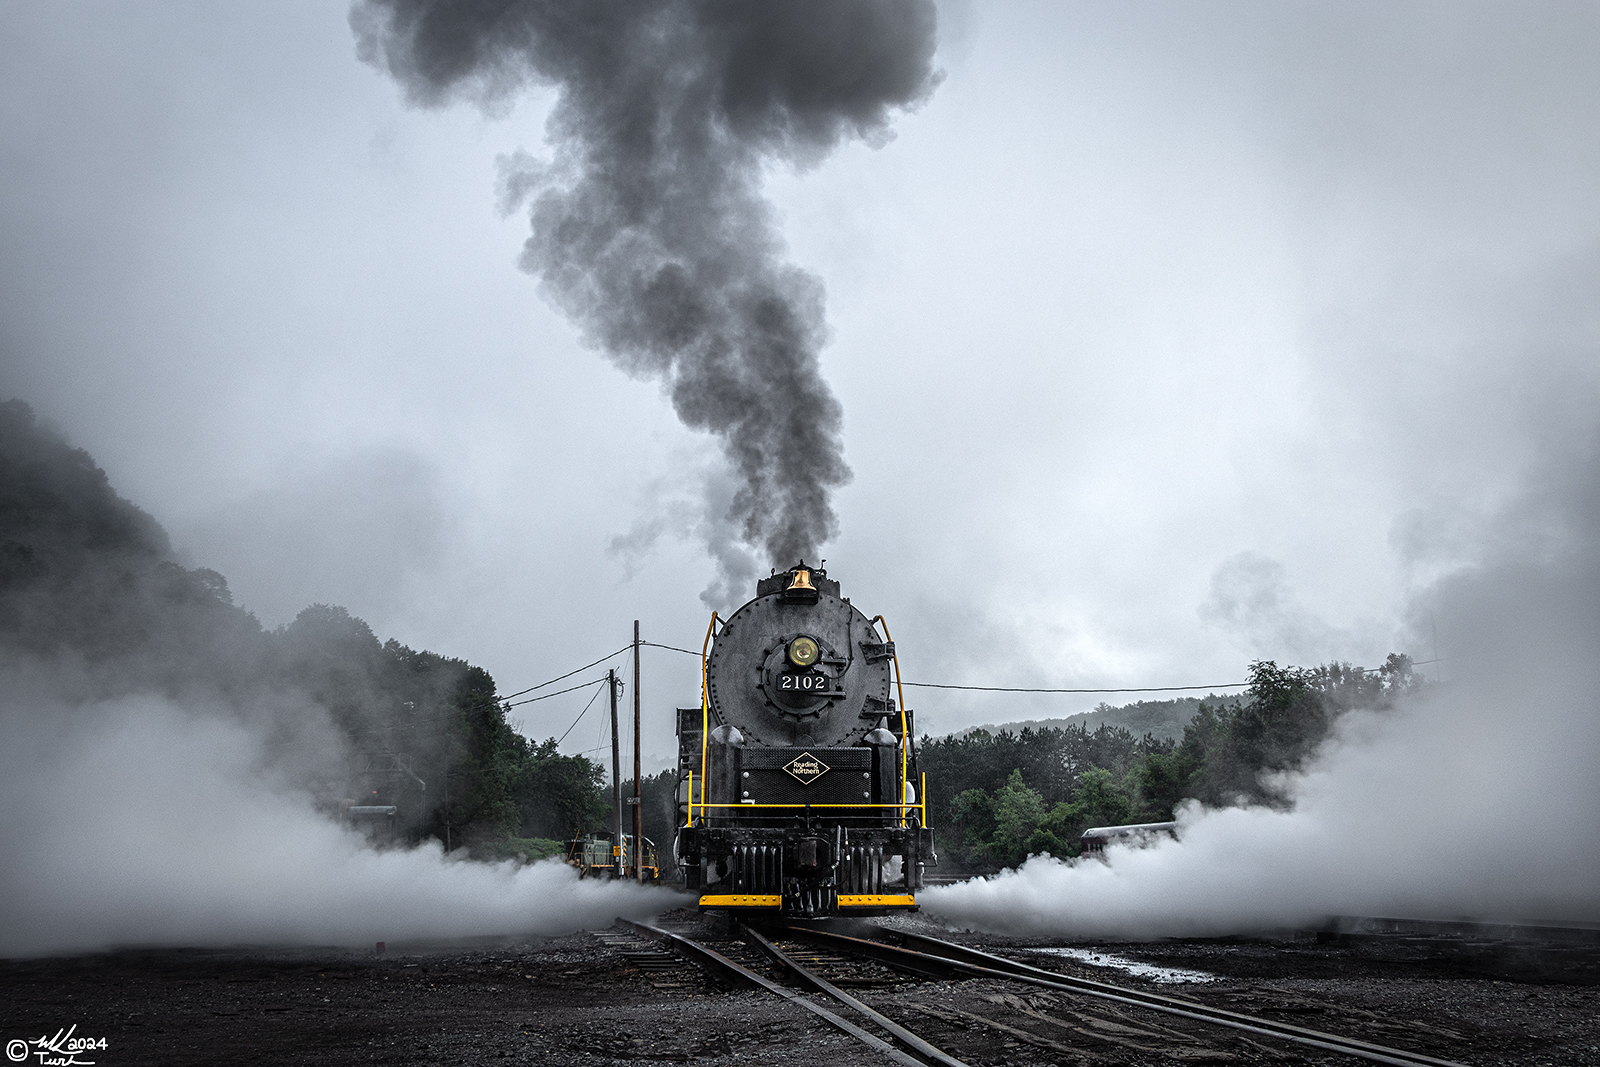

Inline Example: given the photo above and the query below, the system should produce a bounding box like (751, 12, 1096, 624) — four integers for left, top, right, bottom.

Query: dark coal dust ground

(3, 908, 1597, 1067)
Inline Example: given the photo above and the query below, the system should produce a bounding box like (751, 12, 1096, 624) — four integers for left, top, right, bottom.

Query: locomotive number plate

(778, 671, 830, 692)
(783, 752, 831, 785)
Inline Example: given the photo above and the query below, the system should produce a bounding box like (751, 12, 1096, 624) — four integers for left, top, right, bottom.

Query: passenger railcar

(1080, 821, 1178, 857)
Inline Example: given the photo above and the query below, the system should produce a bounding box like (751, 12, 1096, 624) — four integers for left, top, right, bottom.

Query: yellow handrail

(694, 611, 926, 832)
(870, 615, 911, 827)
(695, 802, 911, 810)
(684, 770, 693, 827)
(698, 612, 718, 826)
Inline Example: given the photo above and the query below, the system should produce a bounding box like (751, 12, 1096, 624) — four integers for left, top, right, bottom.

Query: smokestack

(352, 0, 941, 597)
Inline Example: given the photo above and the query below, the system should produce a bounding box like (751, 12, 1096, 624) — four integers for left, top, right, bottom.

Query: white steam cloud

(0, 683, 674, 958)
(925, 446, 1600, 938)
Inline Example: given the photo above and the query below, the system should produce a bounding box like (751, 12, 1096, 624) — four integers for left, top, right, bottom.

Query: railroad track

(616, 917, 966, 1067)
(775, 922, 1471, 1067)
(1325, 914, 1600, 944)
(613, 916, 1474, 1067)
(590, 928, 696, 992)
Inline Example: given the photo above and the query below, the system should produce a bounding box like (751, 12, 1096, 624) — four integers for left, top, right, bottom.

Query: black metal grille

(742, 747, 872, 807)
(730, 844, 783, 894)
(839, 844, 886, 894)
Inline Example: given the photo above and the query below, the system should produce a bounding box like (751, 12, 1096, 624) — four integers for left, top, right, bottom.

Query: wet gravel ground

(3, 911, 1597, 1067)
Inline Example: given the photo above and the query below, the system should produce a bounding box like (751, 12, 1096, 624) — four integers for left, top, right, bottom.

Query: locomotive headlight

(787, 635, 820, 668)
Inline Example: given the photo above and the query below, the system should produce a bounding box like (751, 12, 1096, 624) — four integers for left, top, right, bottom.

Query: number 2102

(779, 673, 828, 692)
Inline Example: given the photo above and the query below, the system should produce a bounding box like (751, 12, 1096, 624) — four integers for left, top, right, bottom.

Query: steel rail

(614, 919, 928, 1067)
(736, 922, 969, 1067)
(773, 924, 1467, 1067)
(1326, 914, 1600, 944)
(889, 927, 1464, 1067)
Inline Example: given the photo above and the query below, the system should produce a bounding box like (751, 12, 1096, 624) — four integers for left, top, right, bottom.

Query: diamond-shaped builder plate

(783, 752, 830, 785)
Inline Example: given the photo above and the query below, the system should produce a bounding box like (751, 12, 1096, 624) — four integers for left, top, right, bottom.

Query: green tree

(1128, 749, 1196, 822)
(988, 769, 1046, 868)
(513, 738, 608, 840)
(1025, 767, 1135, 859)
(1073, 767, 1133, 826)
(950, 787, 997, 868)
(440, 666, 524, 843)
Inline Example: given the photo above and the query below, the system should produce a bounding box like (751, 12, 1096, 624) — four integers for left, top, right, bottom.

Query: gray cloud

(4, 2, 1600, 763)
(1200, 551, 1346, 663)
(351, 0, 941, 596)
(926, 436, 1600, 935)
(172, 447, 448, 627)
(0, 674, 670, 956)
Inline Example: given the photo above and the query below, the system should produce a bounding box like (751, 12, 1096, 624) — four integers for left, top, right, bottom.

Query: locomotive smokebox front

(706, 565, 896, 750)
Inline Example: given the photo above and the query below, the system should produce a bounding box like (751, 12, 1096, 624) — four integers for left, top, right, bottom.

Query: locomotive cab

(675, 564, 936, 917)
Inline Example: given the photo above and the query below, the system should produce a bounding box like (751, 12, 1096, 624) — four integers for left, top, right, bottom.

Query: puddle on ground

(1027, 947, 1217, 984)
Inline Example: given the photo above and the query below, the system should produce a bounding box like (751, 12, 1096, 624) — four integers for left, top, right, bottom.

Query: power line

(505, 677, 608, 709)
(637, 635, 1250, 695)
(499, 638, 692, 706)
(903, 656, 1438, 696)
(501, 644, 632, 701)
(553, 678, 611, 747)
(902, 681, 1249, 694)
(641, 640, 702, 657)
(507, 638, 1437, 705)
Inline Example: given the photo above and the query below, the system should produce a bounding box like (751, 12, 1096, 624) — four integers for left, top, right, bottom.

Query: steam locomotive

(675, 563, 935, 916)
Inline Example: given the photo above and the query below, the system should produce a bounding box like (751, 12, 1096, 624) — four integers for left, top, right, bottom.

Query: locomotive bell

(783, 567, 820, 604)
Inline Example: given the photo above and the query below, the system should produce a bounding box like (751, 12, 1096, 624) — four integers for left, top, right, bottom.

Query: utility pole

(633, 619, 644, 882)
(608, 668, 622, 877)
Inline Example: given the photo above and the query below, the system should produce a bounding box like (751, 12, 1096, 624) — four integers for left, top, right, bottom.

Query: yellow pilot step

(697, 894, 782, 908)
(838, 894, 917, 907)
(697, 893, 918, 908)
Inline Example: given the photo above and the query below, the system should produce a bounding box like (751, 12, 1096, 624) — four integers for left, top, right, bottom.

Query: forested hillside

(964, 694, 1236, 744)
(0, 399, 610, 857)
(921, 656, 1420, 874)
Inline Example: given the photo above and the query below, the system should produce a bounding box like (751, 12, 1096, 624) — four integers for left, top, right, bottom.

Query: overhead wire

(899, 656, 1436, 695)
(898, 654, 1437, 695)
(592, 675, 613, 754)
(640, 636, 1248, 695)
(552, 677, 612, 747)
(637, 636, 1246, 692)
(502, 638, 1438, 711)
(902, 680, 1249, 694)
(501, 644, 632, 701)
(641, 640, 702, 657)
(505, 677, 609, 709)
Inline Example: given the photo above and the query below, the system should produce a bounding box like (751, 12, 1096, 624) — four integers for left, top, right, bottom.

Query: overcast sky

(4, 1, 1598, 765)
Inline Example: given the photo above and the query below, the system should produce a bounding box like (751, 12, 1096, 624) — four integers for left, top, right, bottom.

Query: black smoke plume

(351, 0, 940, 596)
